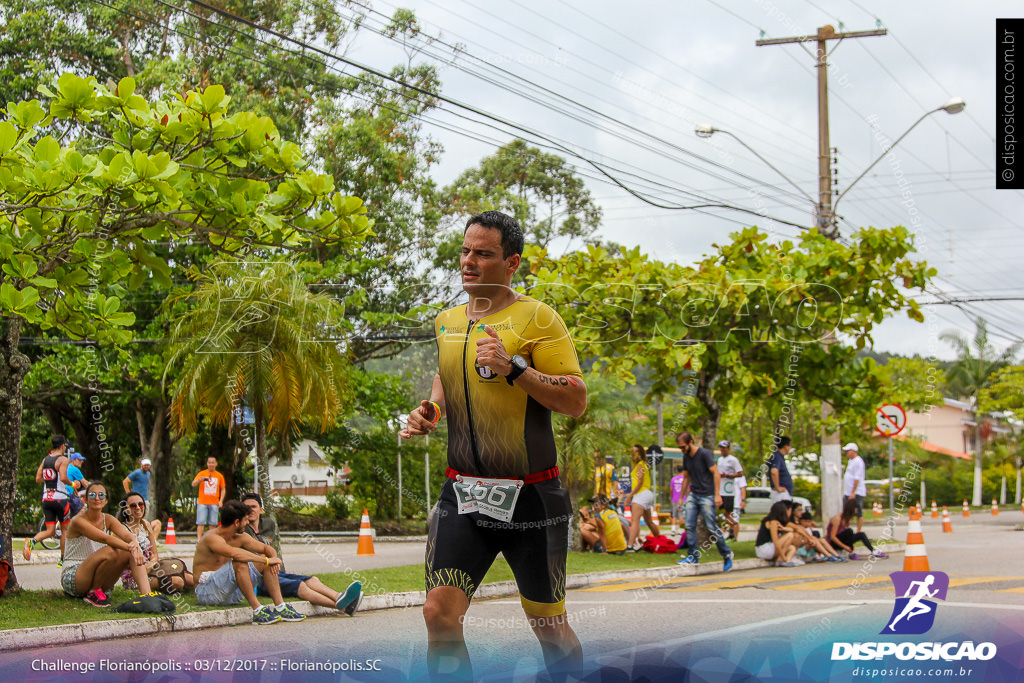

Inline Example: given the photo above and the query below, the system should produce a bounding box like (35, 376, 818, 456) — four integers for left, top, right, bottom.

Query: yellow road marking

(581, 573, 830, 593)
(666, 574, 832, 592)
(774, 576, 890, 591)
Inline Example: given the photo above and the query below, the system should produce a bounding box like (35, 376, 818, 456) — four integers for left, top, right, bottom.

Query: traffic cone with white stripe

(165, 517, 177, 545)
(991, 499, 999, 516)
(873, 501, 882, 516)
(624, 506, 633, 523)
(962, 500, 970, 518)
(357, 509, 375, 556)
(941, 506, 953, 533)
(903, 508, 930, 572)
(931, 500, 938, 518)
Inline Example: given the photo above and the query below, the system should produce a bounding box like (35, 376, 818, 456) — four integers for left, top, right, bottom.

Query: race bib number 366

(454, 476, 523, 522)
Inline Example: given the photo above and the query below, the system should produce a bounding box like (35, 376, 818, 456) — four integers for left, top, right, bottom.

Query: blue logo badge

(881, 571, 949, 635)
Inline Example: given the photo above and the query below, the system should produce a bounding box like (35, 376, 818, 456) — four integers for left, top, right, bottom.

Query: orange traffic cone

(903, 508, 930, 572)
(962, 500, 970, 518)
(165, 517, 177, 545)
(357, 509, 375, 556)
(931, 501, 938, 518)
(909, 505, 917, 519)
(873, 501, 882, 516)
(624, 506, 633, 523)
(941, 506, 953, 533)
(991, 499, 999, 516)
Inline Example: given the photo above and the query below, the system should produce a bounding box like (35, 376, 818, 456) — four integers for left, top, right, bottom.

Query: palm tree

(940, 319, 1021, 505)
(165, 260, 352, 545)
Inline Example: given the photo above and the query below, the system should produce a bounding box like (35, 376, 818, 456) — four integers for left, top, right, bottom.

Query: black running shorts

(42, 498, 70, 525)
(425, 478, 572, 617)
(719, 495, 735, 514)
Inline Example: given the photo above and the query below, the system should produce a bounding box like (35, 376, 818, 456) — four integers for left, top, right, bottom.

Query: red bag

(640, 535, 679, 554)
(0, 559, 11, 597)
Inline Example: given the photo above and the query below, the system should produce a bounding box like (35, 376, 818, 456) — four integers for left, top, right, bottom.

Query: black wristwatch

(506, 355, 528, 385)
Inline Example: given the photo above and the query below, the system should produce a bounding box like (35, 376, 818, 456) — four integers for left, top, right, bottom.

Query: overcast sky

(345, 0, 1023, 361)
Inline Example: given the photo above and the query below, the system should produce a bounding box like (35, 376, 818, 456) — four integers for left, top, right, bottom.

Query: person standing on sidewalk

(715, 440, 743, 541)
(842, 442, 867, 533)
(675, 432, 733, 571)
(399, 211, 586, 680)
(192, 457, 226, 538)
(768, 436, 794, 504)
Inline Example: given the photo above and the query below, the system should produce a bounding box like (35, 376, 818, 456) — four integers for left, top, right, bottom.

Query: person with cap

(66, 449, 90, 517)
(715, 440, 743, 541)
(123, 458, 152, 501)
(192, 456, 227, 539)
(842, 442, 867, 533)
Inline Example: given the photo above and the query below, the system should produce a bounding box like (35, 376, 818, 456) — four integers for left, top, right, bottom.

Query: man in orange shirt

(192, 456, 227, 538)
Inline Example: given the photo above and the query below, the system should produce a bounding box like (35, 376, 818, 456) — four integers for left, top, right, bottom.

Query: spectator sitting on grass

(754, 501, 799, 567)
(192, 499, 304, 625)
(578, 504, 600, 551)
(827, 498, 889, 560)
(785, 503, 846, 563)
(60, 482, 152, 607)
(118, 492, 195, 593)
(241, 493, 362, 616)
(579, 495, 628, 555)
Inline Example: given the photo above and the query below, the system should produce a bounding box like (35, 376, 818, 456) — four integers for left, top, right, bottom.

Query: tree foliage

(526, 225, 935, 449)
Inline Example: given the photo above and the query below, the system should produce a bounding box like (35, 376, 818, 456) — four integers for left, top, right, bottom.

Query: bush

(793, 479, 821, 512)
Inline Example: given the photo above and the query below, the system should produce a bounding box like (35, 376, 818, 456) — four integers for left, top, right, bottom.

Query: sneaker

(872, 551, 889, 559)
(723, 554, 734, 572)
(336, 581, 362, 615)
(345, 592, 364, 617)
(677, 556, 698, 565)
(22, 538, 33, 562)
(791, 557, 806, 566)
(825, 555, 841, 563)
(592, 541, 605, 553)
(252, 606, 282, 625)
(83, 589, 110, 607)
(275, 603, 306, 622)
(57, 559, 63, 568)
(776, 561, 797, 568)
(848, 552, 861, 561)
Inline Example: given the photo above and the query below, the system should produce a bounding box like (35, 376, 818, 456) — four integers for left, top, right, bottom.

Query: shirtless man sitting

(192, 499, 305, 625)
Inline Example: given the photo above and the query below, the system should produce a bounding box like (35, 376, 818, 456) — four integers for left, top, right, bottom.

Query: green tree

(940, 320, 1020, 400)
(164, 260, 355, 548)
(443, 139, 603, 254)
(0, 74, 370, 591)
(526, 226, 934, 456)
(941, 319, 1020, 504)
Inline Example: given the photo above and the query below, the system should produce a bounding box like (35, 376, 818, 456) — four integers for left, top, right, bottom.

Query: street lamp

(695, 124, 817, 207)
(832, 97, 966, 219)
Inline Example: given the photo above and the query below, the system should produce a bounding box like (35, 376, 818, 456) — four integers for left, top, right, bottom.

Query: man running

(400, 211, 586, 680)
(24, 435, 73, 561)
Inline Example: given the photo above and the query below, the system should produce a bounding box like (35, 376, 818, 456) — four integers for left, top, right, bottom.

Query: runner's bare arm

(400, 374, 445, 439)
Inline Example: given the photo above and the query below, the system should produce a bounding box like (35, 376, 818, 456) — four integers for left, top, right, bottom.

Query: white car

(743, 487, 814, 516)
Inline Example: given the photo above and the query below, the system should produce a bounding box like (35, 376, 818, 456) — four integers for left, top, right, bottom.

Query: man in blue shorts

(240, 493, 362, 616)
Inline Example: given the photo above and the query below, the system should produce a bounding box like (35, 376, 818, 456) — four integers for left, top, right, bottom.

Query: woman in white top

(61, 482, 150, 607)
(117, 492, 193, 593)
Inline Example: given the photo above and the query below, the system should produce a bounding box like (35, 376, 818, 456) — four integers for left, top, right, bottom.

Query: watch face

(513, 355, 528, 371)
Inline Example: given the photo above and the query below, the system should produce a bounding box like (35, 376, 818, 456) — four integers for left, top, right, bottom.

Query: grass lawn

(1, 541, 755, 631)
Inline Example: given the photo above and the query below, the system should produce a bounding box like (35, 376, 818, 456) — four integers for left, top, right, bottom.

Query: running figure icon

(882, 571, 949, 635)
(888, 574, 938, 631)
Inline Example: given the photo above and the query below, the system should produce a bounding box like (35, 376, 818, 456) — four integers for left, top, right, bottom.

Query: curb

(0, 544, 905, 653)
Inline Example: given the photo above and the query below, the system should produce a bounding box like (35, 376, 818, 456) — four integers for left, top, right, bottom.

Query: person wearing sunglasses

(117, 492, 194, 593)
(60, 483, 151, 607)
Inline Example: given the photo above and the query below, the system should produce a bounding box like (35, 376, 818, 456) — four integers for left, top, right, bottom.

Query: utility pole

(756, 25, 886, 524)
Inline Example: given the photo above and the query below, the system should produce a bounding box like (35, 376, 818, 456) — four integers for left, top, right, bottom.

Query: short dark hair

(675, 431, 694, 445)
(242, 492, 263, 509)
(776, 436, 791, 448)
(220, 500, 250, 527)
(52, 434, 68, 449)
(465, 211, 524, 258)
